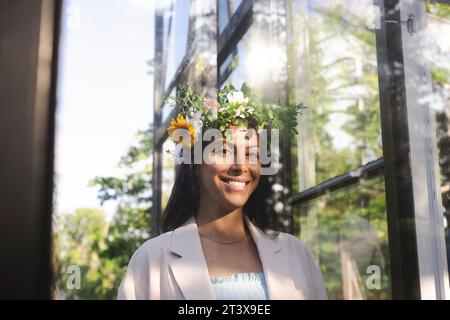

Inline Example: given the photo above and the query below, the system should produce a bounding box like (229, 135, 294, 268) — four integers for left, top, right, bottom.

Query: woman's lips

(219, 176, 251, 192)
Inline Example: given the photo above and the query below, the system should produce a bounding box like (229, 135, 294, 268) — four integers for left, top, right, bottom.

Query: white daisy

(227, 91, 249, 105)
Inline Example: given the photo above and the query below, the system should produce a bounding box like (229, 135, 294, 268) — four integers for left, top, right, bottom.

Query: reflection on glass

(219, 1, 287, 91)
(289, 0, 383, 190)
(163, 0, 190, 90)
(220, 21, 287, 94)
(294, 176, 391, 300)
(161, 139, 176, 211)
(425, 2, 450, 276)
(219, 22, 253, 90)
(218, 0, 244, 34)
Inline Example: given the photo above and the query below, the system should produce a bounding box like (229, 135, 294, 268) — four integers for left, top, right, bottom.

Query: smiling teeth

(228, 181, 246, 187)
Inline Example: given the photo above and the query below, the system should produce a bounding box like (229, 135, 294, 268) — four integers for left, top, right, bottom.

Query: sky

(55, 0, 157, 218)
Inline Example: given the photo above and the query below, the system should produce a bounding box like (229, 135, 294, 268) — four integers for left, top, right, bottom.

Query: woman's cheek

(209, 159, 230, 173)
(250, 164, 261, 179)
(205, 153, 229, 166)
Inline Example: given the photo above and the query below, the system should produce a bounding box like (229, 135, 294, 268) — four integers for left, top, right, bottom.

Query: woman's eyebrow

(220, 142, 258, 149)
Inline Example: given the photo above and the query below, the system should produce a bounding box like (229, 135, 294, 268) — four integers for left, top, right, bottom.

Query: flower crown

(166, 83, 306, 150)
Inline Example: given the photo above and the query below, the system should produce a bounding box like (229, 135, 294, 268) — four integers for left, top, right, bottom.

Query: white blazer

(118, 215, 327, 300)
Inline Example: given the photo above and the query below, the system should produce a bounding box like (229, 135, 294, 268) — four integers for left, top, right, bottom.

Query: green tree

(54, 125, 153, 299)
(54, 208, 109, 299)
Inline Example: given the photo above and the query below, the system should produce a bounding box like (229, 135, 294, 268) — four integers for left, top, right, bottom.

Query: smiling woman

(198, 126, 261, 213)
(117, 86, 327, 300)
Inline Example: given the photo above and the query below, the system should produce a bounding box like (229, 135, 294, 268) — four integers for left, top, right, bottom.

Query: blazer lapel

(244, 216, 303, 299)
(168, 215, 216, 299)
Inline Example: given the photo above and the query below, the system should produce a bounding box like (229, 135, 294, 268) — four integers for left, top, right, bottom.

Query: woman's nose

(228, 162, 247, 175)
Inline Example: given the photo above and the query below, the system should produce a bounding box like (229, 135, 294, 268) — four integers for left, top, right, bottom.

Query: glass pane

(164, 0, 190, 90)
(219, 19, 287, 93)
(294, 176, 391, 300)
(289, 0, 383, 191)
(424, 2, 450, 276)
(53, 0, 154, 299)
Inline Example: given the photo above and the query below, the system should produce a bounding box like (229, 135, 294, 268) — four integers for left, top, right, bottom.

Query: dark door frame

(0, 0, 62, 299)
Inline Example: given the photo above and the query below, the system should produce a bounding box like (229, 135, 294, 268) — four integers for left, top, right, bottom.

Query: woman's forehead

(207, 127, 259, 147)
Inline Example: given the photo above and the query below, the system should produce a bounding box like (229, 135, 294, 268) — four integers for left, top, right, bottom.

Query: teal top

(210, 272, 269, 300)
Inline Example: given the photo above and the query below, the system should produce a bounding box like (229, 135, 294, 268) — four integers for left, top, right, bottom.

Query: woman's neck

(195, 205, 247, 240)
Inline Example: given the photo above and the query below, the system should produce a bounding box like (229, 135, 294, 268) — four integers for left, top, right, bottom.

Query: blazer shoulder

(282, 233, 328, 299)
(255, 228, 309, 254)
(282, 233, 318, 264)
(284, 233, 310, 252)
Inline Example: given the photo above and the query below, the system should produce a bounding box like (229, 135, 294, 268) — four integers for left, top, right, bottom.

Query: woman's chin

(221, 194, 249, 209)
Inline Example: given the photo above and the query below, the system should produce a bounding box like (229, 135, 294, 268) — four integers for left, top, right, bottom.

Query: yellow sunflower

(167, 115, 195, 147)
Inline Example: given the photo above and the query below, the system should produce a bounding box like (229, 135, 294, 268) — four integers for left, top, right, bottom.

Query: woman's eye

(246, 152, 259, 158)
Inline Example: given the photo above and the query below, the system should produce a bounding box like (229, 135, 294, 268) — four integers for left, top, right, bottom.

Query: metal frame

(217, 0, 254, 87)
(371, 0, 449, 299)
(154, 3, 197, 147)
(154, 54, 194, 146)
(292, 158, 384, 205)
(218, 0, 253, 67)
(151, 10, 165, 237)
(396, 0, 449, 299)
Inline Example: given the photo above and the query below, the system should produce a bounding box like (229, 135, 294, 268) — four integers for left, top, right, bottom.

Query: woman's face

(197, 126, 261, 212)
